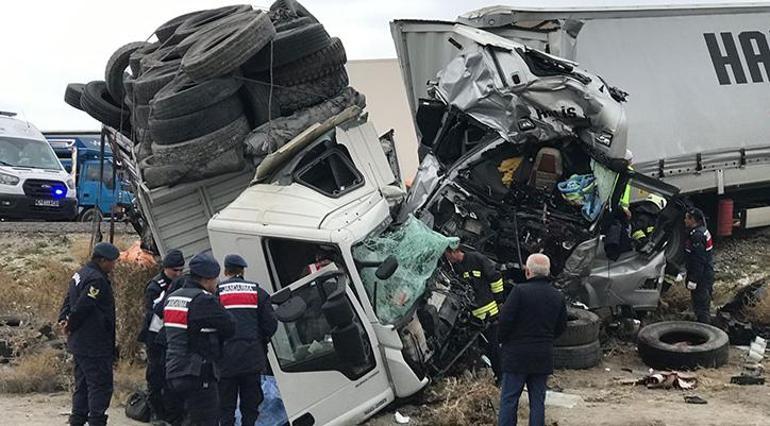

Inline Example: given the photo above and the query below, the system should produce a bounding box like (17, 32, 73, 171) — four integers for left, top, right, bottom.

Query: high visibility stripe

(472, 270, 482, 278)
(472, 301, 499, 319)
(632, 229, 646, 240)
(200, 328, 217, 333)
(462, 272, 470, 279)
(164, 309, 188, 329)
(220, 291, 258, 309)
(490, 279, 504, 294)
(646, 226, 655, 234)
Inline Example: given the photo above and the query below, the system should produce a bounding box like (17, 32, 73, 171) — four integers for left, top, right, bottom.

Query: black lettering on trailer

(704, 32, 748, 85)
(738, 31, 770, 83)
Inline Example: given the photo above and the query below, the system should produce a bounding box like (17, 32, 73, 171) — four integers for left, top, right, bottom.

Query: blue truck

(45, 132, 133, 221)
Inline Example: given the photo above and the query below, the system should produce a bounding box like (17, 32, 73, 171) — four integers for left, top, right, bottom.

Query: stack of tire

(63, 0, 361, 189)
(553, 308, 603, 370)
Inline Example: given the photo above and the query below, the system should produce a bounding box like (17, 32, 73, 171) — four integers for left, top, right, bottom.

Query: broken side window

(352, 215, 459, 324)
(293, 145, 364, 198)
(264, 238, 344, 288)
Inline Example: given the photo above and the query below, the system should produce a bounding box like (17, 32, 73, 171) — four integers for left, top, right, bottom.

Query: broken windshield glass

(353, 215, 459, 324)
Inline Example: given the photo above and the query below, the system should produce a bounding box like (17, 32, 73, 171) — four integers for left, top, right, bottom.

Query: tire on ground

(105, 41, 150, 102)
(65, 83, 86, 111)
(637, 321, 729, 370)
(273, 69, 349, 115)
(554, 308, 601, 347)
(182, 11, 276, 81)
(151, 116, 250, 165)
(242, 23, 330, 73)
(273, 37, 346, 86)
(80, 81, 131, 131)
(150, 74, 242, 120)
(149, 95, 244, 145)
(553, 340, 602, 370)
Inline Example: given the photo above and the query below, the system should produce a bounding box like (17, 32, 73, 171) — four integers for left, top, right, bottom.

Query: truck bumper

(0, 194, 77, 221)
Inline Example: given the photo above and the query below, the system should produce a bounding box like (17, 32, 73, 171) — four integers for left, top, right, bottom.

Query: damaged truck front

(202, 25, 685, 425)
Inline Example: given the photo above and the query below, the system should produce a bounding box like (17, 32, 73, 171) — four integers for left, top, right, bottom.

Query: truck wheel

(637, 321, 729, 370)
(554, 308, 601, 347)
(79, 208, 103, 223)
(105, 41, 151, 102)
(182, 11, 276, 82)
(273, 37, 346, 86)
(553, 340, 602, 370)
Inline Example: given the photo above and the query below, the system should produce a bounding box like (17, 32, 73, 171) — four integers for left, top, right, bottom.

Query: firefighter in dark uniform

(684, 207, 715, 324)
(138, 249, 185, 424)
(444, 246, 504, 380)
(217, 254, 278, 426)
(164, 252, 235, 426)
(58, 242, 120, 426)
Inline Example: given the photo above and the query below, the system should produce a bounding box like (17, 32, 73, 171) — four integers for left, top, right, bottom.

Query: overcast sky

(0, 0, 758, 130)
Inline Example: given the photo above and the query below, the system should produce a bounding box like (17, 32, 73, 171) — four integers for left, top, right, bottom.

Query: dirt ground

(1, 229, 770, 425)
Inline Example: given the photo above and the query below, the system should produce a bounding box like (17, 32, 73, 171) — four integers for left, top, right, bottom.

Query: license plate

(34, 199, 60, 207)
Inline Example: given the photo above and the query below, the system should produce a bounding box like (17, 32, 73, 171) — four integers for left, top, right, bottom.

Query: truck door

(268, 263, 394, 425)
(79, 160, 117, 218)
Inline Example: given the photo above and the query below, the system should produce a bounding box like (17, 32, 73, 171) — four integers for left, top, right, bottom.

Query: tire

(105, 41, 150, 102)
(79, 208, 103, 223)
(554, 308, 601, 347)
(270, 0, 319, 23)
(239, 80, 281, 128)
(171, 5, 254, 44)
(322, 297, 354, 328)
(553, 340, 602, 370)
(142, 147, 244, 189)
(150, 74, 242, 120)
(129, 43, 159, 77)
(242, 23, 330, 73)
(132, 105, 150, 129)
(273, 69, 349, 115)
(64, 83, 85, 111)
(155, 10, 207, 43)
(182, 11, 276, 82)
(273, 37, 346, 86)
(637, 321, 729, 370)
(151, 116, 250, 166)
(274, 17, 312, 32)
(149, 95, 244, 145)
(80, 81, 131, 130)
(133, 60, 182, 105)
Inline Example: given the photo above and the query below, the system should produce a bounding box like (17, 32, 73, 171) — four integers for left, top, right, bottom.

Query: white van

(0, 111, 77, 220)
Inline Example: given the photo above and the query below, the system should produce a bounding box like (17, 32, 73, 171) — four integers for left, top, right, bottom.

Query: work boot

(68, 414, 87, 426)
(87, 414, 108, 426)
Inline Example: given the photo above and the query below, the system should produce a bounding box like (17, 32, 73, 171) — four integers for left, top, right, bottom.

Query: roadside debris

(637, 321, 729, 370)
(394, 411, 411, 424)
(683, 395, 707, 405)
(730, 336, 767, 385)
(626, 370, 698, 390)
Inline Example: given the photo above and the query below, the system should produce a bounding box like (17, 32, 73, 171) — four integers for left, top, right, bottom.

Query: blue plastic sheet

(234, 375, 288, 426)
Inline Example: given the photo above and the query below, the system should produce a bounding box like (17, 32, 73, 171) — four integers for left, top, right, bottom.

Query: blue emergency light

(51, 184, 67, 199)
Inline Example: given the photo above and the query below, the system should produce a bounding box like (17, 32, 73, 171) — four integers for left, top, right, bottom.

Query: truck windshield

(0, 137, 63, 170)
(352, 215, 459, 324)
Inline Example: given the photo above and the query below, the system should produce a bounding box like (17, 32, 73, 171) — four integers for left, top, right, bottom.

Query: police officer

(444, 245, 504, 380)
(164, 252, 235, 426)
(217, 254, 278, 426)
(58, 242, 120, 426)
(138, 249, 185, 424)
(684, 207, 715, 324)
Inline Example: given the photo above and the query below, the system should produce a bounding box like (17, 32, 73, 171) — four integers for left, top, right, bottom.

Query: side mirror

(375, 255, 399, 280)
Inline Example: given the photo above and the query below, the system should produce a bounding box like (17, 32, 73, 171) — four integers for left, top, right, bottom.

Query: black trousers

(168, 375, 220, 426)
(692, 281, 713, 324)
(145, 342, 165, 417)
(219, 373, 263, 426)
(72, 355, 113, 425)
(482, 322, 501, 380)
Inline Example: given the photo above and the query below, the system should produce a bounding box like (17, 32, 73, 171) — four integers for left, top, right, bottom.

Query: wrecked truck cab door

(269, 264, 395, 425)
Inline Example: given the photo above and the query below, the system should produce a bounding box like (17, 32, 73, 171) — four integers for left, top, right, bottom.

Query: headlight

(66, 178, 76, 189)
(0, 172, 20, 186)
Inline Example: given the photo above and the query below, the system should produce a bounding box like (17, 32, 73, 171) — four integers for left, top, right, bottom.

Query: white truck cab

(0, 111, 77, 220)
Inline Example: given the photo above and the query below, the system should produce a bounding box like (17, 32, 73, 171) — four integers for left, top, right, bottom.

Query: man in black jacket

(217, 254, 278, 426)
(138, 249, 185, 424)
(164, 252, 235, 426)
(58, 242, 120, 426)
(684, 207, 715, 324)
(497, 253, 567, 426)
(445, 246, 505, 380)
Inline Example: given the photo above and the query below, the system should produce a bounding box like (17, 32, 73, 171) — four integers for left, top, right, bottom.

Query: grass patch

(114, 261, 157, 361)
(660, 282, 691, 314)
(0, 348, 68, 393)
(113, 361, 146, 407)
(415, 370, 499, 425)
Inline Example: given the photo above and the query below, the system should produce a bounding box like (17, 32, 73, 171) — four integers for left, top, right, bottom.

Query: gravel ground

(0, 221, 136, 234)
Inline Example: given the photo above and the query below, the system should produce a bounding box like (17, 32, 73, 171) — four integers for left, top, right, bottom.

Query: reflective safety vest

(455, 252, 503, 320)
(217, 278, 260, 341)
(164, 287, 215, 380)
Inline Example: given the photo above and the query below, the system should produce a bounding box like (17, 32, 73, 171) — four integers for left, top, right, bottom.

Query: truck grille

(22, 179, 66, 198)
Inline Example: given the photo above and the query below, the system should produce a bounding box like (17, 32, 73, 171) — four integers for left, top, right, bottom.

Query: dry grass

(113, 261, 157, 362)
(744, 289, 770, 325)
(113, 360, 146, 407)
(659, 282, 692, 314)
(0, 348, 69, 393)
(1, 262, 75, 323)
(414, 370, 500, 425)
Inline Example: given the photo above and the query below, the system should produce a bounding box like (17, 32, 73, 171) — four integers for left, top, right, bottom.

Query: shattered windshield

(353, 215, 459, 324)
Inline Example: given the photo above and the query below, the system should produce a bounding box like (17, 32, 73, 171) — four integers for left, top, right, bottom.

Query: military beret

(189, 252, 220, 278)
(93, 242, 120, 261)
(163, 249, 185, 268)
(224, 254, 248, 269)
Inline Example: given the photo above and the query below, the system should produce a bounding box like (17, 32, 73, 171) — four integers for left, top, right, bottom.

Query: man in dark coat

(137, 249, 185, 423)
(58, 242, 120, 426)
(217, 254, 278, 426)
(684, 207, 715, 324)
(497, 253, 567, 426)
(164, 252, 235, 426)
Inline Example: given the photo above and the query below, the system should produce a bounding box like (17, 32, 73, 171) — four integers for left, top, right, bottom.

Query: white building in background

(346, 59, 419, 182)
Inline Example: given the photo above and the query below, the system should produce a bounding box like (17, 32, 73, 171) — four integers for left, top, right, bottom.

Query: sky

(0, 0, 761, 130)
